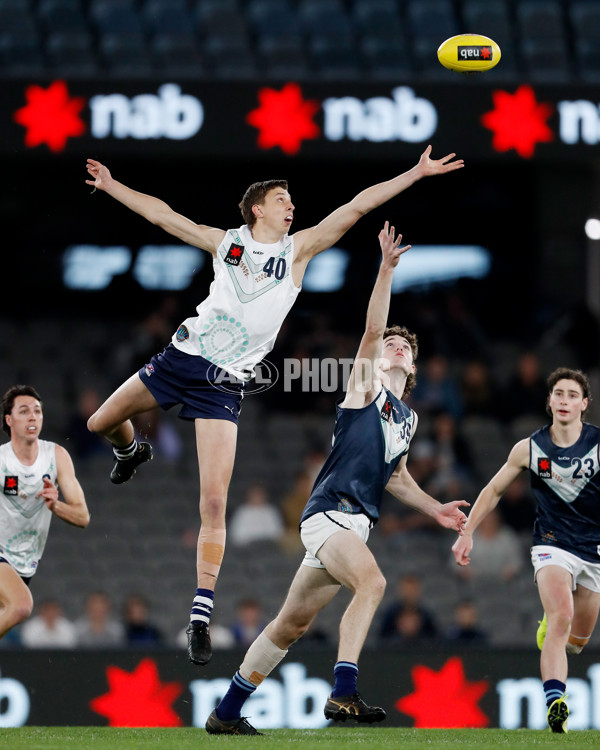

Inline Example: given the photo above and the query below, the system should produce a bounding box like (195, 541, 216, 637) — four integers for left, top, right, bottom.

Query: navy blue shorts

(0, 556, 31, 585)
(139, 344, 244, 424)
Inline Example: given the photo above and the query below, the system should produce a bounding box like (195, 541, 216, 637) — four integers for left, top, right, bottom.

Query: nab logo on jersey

(380, 399, 393, 424)
(4, 476, 18, 495)
(538, 457, 552, 479)
(225, 243, 245, 266)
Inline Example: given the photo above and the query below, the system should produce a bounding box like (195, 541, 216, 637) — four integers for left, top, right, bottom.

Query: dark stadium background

(1, 0, 600, 730)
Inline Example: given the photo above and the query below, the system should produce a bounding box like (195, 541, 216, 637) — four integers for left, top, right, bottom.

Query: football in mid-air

(437, 34, 501, 73)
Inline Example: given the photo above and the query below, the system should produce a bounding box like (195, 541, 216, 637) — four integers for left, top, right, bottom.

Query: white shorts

(300, 511, 371, 569)
(531, 545, 600, 593)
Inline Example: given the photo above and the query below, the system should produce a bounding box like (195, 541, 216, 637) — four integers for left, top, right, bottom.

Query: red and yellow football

(437, 34, 501, 73)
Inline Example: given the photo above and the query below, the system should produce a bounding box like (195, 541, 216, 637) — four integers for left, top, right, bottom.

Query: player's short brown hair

(546, 367, 591, 417)
(239, 180, 289, 228)
(2, 384, 42, 436)
(383, 325, 418, 398)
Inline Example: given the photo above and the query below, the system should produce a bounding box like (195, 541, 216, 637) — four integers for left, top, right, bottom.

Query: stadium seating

(0, 0, 591, 82)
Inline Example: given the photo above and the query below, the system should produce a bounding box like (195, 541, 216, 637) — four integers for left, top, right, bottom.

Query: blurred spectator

(304, 447, 327, 484)
(501, 351, 549, 423)
(460, 360, 503, 420)
(123, 594, 163, 648)
(452, 509, 524, 582)
(497, 473, 537, 535)
(21, 599, 76, 649)
(381, 605, 434, 645)
(281, 469, 313, 553)
(66, 388, 111, 461)
(439, 291, 491, 363)
(131, 409, 182, 463)
(409, 354, 463, 420)
(406, 439, 437, 487)
(229, 482, 284, 547)
(111, 299, 179, 385)
(230, 598, 266, 647)
(379, 573, 437, 640)
(428, 410, 476, 487)
(75, 591, 125, 648)
(444, 599, 487, 643)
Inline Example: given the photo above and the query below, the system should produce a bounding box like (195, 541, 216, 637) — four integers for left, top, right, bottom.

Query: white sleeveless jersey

(0, 440, 56, 577)
(171, 225, 300, 379)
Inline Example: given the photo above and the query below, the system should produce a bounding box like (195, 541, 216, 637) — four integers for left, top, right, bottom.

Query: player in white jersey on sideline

(0, 385, 90, 641)
(452, 368, 600, 733)
(84, 146, 464, 667)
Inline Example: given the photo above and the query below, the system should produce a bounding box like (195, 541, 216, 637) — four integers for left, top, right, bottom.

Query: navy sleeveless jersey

(529, 423, 600, 562)
(300, 388, 416, 525)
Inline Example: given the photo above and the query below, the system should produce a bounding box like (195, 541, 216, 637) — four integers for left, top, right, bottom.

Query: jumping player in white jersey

(0, 385, 90, 641)
(452, 368, 600, 733)
(84, 147, 464, 667)
(205, 223, 468, 734)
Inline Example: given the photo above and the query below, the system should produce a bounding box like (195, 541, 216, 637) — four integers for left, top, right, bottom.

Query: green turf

(1, 728, 598, 750)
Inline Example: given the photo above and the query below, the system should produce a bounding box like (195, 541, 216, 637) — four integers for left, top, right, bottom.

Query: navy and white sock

(113, 439, 138, 461)
(216, 671, 257, 721)
(543, 679, 566, 707)
(190, 588, 214, 626)
(332, 661, 358, 697)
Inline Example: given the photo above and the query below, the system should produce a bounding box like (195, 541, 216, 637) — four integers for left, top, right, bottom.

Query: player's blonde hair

(383, 325, 418, 398)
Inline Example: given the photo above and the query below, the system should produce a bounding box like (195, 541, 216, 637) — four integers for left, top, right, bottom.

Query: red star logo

(481, 85, 553, 159)
(90, 659, 183, 727)
(14, 80, 86, 153)
(6, 478, 16, 488)
(481, 47, 491, 60)
(247, 83, 320, 155)
(396, 657, 489, 728)
(230, 247, 242, 257)
(540, 459, 550, 471)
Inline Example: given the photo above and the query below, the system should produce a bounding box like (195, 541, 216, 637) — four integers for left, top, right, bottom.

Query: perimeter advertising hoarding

(5, 78, 600, 162)
(1, 648, 600, 729)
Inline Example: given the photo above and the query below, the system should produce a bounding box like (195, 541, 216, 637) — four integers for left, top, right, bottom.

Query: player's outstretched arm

(452, 439, 529, 566)
(294, 145, 463, 261)
(39, 445, 90, 528)
(342, 223, 410, 406)
(85, 159, 225, 255)
(386, 457, 469, 533)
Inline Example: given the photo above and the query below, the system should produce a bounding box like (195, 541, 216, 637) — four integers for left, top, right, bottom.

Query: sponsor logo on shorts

(224, 243, 245, 266)
(537, 552, 553, 561)
(338, 498, 352, 513)
(538, 457, 552, 478)
(3, 476, 18, 495)
(144, 363, 155, 377)
(176, 324, 189, 342)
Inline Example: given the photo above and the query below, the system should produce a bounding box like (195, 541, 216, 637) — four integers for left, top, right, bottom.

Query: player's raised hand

(85, 159, 112, 191)
(417, 145, 464, 176)
(435, 500, 470, 533)
(378, 221, 411, 269)
(452, 531, 473, 565)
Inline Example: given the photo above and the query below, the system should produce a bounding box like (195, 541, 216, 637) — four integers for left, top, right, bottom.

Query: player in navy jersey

(84, 148, 464, 667)
(204, 223, 468, 735)
(452, 367, 600, 733)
